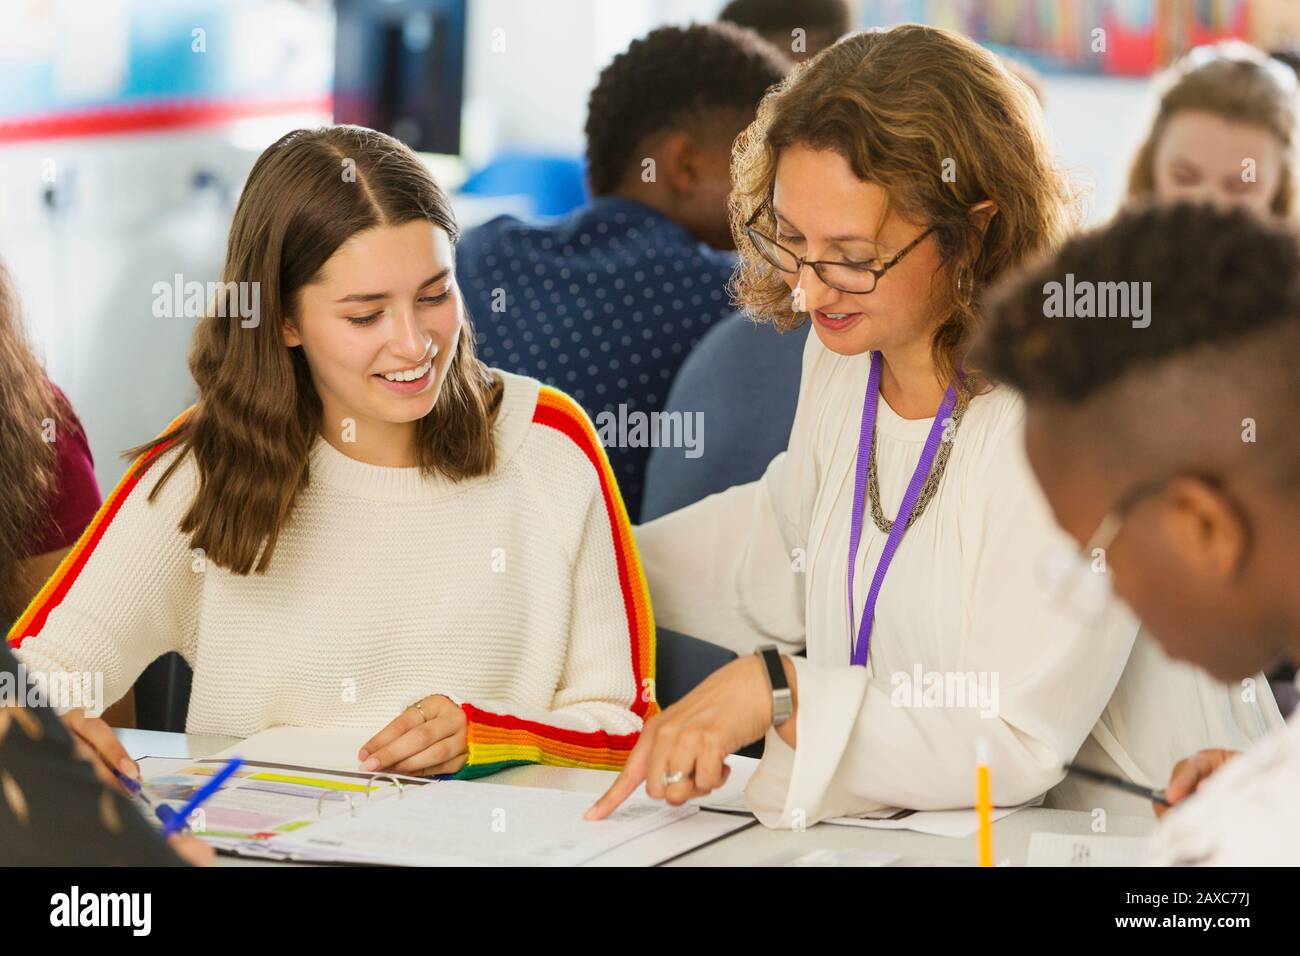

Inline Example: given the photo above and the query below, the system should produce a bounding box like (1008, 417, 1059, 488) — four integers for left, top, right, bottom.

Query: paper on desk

(271, 779, 697, 866)
(578, 808, 752, 866)
(700, 757, 1029, 836)
(763, 847, 904, 866)
(133, 756, 421, 851)
(140, 752, 746, 866)
(216, 732, 761, 802)
(827, 804, 1028, 836)
(1027, 832, 1151, 867)
(211, 726, 373, 772)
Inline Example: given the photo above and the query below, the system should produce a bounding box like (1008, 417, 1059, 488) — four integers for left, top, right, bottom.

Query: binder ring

(363, 774, 407, 801)
(316, 790, 357, 818)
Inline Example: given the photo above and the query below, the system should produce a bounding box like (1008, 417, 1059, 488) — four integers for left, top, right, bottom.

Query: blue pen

(112, 766, 179, 828)
(112, 766, 142, 796)
(159, 757, 245, 837)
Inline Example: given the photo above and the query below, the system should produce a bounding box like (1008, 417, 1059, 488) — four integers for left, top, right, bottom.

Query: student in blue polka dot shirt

(458, 23, 789, 519)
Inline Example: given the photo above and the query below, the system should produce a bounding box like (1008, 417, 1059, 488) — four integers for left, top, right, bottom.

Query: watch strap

(755, 644, 792, 727)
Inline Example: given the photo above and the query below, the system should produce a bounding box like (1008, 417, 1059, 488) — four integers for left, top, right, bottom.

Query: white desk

(117, 729, 1156, 866)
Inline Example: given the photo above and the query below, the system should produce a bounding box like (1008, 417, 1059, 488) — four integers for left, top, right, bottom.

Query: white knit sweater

(9, 371, 657, 778)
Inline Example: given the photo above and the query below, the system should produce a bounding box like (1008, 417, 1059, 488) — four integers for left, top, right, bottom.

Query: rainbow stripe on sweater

(8, 409, 192, 649)
(454, 386, 658, 779)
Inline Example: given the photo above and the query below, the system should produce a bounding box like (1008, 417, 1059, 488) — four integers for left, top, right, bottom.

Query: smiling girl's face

(286, 220, 462, 457)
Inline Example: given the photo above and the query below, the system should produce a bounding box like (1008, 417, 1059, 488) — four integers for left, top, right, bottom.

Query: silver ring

(661, 770, 687, 786)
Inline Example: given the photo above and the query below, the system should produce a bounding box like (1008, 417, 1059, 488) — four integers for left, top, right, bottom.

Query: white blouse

(635, 329, 1281, 827)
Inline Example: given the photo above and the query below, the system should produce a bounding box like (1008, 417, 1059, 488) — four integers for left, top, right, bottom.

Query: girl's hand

(61, 707, 139, 796)
(359, 695, 468, 776)
(586, 653, 794, 820)
(1156, 748, 1239, 819)
(55, 709, 211, 864)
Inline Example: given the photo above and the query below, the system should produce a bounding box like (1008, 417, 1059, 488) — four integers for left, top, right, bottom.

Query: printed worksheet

(1027, 833, 1152, 867)
(134, 756, 424, 849)
(271, 779, 698, 866)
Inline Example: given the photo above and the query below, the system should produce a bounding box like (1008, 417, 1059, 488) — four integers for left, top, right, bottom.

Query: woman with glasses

(588, 24, 1278, 826)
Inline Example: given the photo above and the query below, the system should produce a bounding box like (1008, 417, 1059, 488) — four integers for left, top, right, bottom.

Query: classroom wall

(0, 0, 1158, 493)
(460, 0, 724, 166)
(0, 0, 335, 490)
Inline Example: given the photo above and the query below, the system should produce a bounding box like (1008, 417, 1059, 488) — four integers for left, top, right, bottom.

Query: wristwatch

(754, 644, 792, 728)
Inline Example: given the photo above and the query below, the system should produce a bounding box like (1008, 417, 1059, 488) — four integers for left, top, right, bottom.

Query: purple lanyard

(847, 351, 958, 667)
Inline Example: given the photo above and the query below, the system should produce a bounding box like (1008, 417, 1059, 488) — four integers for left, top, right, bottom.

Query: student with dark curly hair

(719, 0, 850, 61)
(976, 202, 1299, 864)
(458, 23, 788, 519)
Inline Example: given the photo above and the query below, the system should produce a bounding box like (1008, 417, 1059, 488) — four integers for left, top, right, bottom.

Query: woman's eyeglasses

(744, 202, 935, 295)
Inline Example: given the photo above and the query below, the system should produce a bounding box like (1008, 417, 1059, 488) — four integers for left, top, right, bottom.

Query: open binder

(134, 753, 703, 866)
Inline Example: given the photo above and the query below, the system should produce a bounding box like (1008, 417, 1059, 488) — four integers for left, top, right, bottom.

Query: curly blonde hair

(729, 24, 1080, 392)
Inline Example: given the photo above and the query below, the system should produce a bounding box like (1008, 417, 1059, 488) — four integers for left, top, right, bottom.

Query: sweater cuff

(452, 701, 641, 780)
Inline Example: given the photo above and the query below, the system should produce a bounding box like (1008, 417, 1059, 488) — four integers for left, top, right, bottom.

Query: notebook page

(133, 756, 420, 850)
(272, 779, 697, 866)
(1027, 832, 1152, 867)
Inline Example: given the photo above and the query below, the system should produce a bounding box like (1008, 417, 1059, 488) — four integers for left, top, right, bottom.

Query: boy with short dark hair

(459, 23, 789, 519)
(978, 201, 1300, 864)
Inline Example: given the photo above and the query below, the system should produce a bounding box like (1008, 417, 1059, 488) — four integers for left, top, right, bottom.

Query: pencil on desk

(976, 737, 992, 867)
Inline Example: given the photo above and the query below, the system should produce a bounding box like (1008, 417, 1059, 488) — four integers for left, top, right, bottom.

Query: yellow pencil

(976, 737, 992, 867)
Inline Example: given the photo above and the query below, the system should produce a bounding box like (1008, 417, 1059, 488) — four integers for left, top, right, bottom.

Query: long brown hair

(729, 24, 1080, 393)
(1128, 43, 1298, 217)
(0, 263, 62, 623)
(130, 125, 502, 575)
